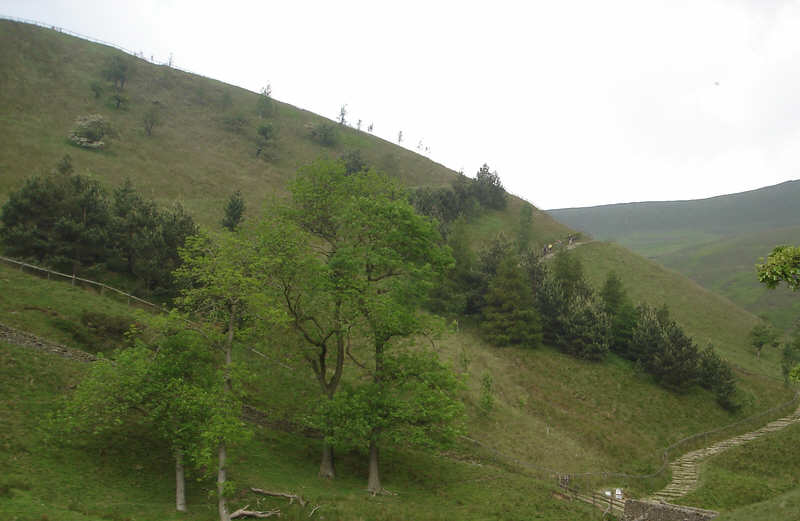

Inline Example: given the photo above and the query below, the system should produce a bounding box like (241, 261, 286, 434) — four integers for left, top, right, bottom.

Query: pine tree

(481, 254, 542, 348)
(221, 190, 245, 231)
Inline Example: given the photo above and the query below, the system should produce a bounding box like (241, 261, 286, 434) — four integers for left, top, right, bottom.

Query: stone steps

(646, 403, 800, 503)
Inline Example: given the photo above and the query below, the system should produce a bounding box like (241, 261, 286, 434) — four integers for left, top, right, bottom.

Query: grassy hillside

(3, 19, 799, 520)
(0, 20, 569, 243)
(657, 226, 800, 331)
(1, 254, 795, 520)
(570, 242, 780, 375)
(547, 183, 800, 331)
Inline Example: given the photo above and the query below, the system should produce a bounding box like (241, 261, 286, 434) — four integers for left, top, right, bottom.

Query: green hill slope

(548, 182, 800, 330)
(1, 256, 794, 520)
(0, 19, 569, 242)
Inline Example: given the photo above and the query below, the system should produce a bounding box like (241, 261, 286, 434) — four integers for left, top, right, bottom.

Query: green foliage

(780, 335, 800, 384)
(480, 252, 542, 348)
(143, 103, 162, 136)
(0, 171, 109, 274)
(108, 178, 198, 294)
(757, 245, 800, 291)
(698, 344, 739, 411)
(222, 112, 248, 133)
(89, 80, 103, 99)
(102, 54, 132, 90)
(340, 149, 367, 174)
(221, 190, 245, 231)
(255, 85, 273, 117)
(68, 114, 113, 148)
(317, 348, 464, 451)
(310, 122, 338, 147)
(516, 203, 534, 253)
(631, 305, 700, 392)
(749, 323, 779, 359)
(473, 163, 507, 210)
(600, 271, 638, 357)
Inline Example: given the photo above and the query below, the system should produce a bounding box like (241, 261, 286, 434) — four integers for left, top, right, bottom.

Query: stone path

(649, 402, 800, 503)
(0, 321, 96, 363)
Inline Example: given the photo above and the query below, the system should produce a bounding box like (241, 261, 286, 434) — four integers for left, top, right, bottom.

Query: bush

(68, 114, 113, 149)
(310, 123, 338, 147)
(222, 113, 248, 133)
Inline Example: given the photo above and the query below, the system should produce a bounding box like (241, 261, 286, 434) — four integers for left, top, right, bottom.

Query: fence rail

(0, 255, 163, 311)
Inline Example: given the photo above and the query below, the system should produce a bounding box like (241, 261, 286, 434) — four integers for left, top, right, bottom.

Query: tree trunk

(217, 443, 229, 521)
(367, 438, 381, 494)
(175, 450, 187, 512)
(218, 303, 236, 521)
(318, 442, 336, 479)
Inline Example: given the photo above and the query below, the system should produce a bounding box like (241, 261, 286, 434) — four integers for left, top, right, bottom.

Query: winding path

(648, 402, 800, 503)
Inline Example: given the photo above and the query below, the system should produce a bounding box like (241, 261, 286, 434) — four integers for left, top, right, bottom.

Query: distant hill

(548, 181, 800, 330)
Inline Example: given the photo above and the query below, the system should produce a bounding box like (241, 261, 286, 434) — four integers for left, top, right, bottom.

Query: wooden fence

(0, 255, 163, 311)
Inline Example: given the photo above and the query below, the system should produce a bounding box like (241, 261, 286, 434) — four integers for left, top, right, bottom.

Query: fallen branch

(230, 505, 281, 519)
(308, 505, 321, 518)
(250, 487, 307, 507)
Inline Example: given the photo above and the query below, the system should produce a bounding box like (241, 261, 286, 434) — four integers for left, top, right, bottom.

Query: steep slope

(0, 19, 569, 241)
(0, 256, 793, 520)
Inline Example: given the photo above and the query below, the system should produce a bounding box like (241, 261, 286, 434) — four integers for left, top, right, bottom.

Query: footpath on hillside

(648, 402, 800, 503)
(0, 321, 96, 362)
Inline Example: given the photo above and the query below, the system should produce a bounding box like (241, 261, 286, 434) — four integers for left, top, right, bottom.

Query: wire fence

(0, 14, 216, 83)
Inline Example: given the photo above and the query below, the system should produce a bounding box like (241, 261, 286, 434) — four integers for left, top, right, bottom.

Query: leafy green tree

(757, 244, 800, 382)
(323, 166, 453, 493)
(0, 172, 109, 275)
(103, 54, 132, 90)
(310, 123, 338, 146)
(340, 149, 367, 174)
(749, 323, 779, 360)
(319, 348, 463, 490)
(221, 190, 246, 231)
(174, 232, 271, 521)
(57, 326, 229, 512)
(781, 334, 800, 385)
(480, 253, 542, 348)
(757, 245, 800, 291)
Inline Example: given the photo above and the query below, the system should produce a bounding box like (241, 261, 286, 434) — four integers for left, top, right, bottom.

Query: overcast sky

(3, 1, 800, 209)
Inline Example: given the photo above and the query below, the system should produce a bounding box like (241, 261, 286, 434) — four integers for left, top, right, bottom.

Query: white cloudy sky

(3, 0, 800, 209)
